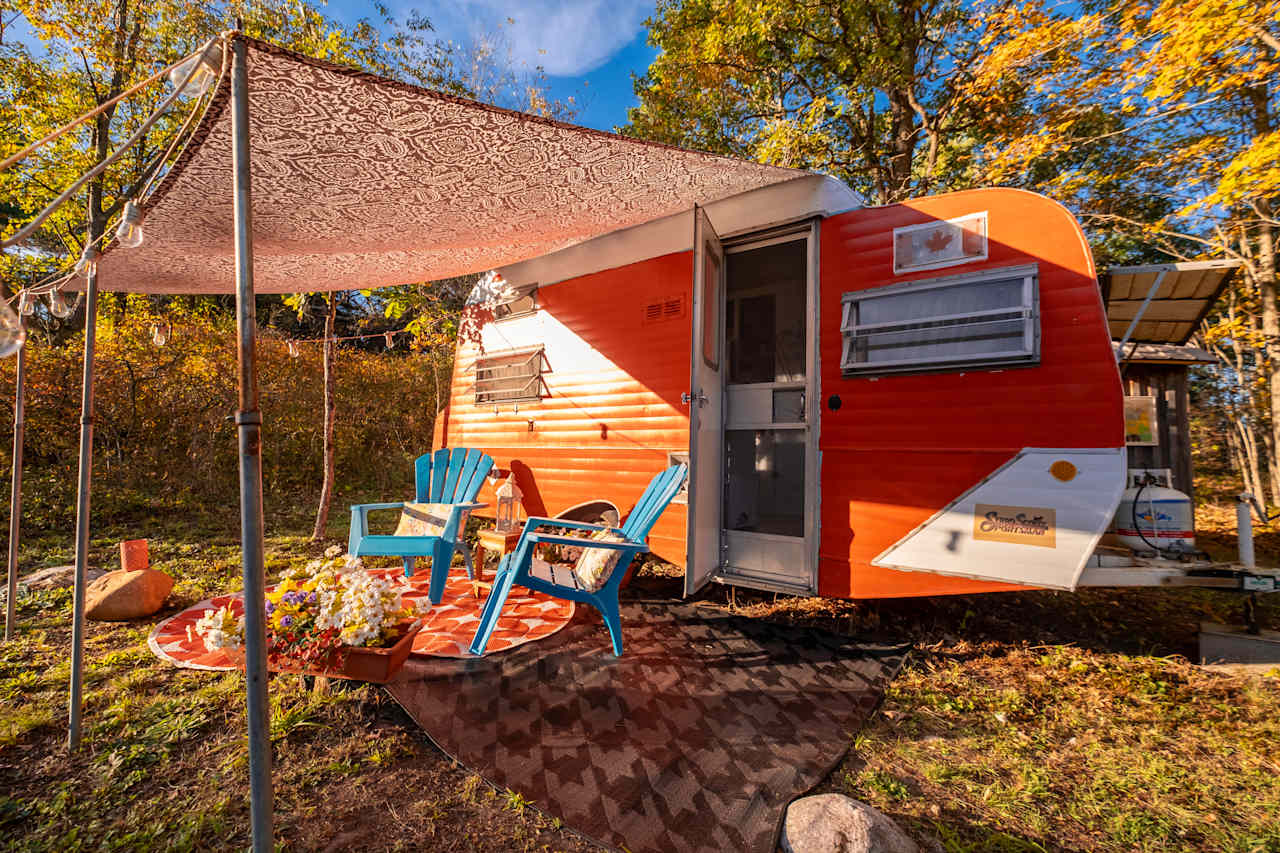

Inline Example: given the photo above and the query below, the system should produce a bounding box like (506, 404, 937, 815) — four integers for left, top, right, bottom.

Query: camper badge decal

(973, 504, 1057, 548)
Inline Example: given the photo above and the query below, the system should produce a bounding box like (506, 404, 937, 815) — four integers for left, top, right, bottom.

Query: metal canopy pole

(230, 36, 273, 851)
(1115, 269, 1168, 359)
(5, 334, 26, 640)
(68, 211, 101, 751)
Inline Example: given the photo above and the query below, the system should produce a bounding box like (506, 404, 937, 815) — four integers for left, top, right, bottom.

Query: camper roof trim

(495, 174, 862, 290)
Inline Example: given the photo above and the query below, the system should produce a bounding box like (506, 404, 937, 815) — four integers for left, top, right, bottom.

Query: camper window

(474, 346, 546, 404)
(840, 264, 1038, 375)
(494, 284, 538, 321)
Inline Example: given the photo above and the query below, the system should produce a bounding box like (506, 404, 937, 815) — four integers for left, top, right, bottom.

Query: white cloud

(424, 0, 654, 77)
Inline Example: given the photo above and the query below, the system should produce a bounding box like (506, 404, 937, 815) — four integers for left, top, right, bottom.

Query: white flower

(324, 544, 344, 559)
(193, 605, 244, 652)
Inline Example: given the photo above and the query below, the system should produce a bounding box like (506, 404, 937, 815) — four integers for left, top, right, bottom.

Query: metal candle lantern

(494, 474, 523, 533)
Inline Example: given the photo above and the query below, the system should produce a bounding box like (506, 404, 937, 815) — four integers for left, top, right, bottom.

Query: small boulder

(85, 569, 174, 621)
(781, 794, 918, 853)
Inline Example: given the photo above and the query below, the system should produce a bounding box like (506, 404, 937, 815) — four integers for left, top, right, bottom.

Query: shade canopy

(97, 35, 806, 294)
(1100, 260, 1240, 345)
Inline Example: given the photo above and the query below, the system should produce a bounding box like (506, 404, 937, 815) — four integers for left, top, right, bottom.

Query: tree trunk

(1262, 426, 1280, 506)
(1240, 418, 1266, 501)
(311, 297, 337, 542)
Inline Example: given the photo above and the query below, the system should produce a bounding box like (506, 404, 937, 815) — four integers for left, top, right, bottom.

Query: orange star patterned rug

(148, 568, 574, 670)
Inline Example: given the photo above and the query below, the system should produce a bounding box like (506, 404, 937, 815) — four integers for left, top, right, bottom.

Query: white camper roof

(497, 174, 862, 289)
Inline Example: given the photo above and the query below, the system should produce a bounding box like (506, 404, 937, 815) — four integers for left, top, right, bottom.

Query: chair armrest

(350, 502, 407, 513)
(523, 517, 610, 535)
(453, 502, 487, 511)
(526, 532, 646, 553)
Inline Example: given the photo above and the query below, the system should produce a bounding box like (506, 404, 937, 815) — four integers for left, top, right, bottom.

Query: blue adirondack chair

(469, 463, 687, 657)
(348, 447, 494, 604)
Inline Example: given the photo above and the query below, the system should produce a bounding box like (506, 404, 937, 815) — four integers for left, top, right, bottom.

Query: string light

(114, 201, 145, 249)
(74, 245, 101, 279)
(0, 299, 25, 358)
(130, 321, 415, 352)
(168, 42, 223, 98)
(48, 287, 81, 319)
(277, 329, 409, 350)
(18, 291, 35, 316)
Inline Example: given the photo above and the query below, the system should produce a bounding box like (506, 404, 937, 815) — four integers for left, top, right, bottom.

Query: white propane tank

(1113, 484, 1195, 552)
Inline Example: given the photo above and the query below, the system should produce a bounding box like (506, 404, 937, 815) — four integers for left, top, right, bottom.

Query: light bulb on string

(0, 298, 26, 359)
(383, 331, 394, 350)
(115, 201, 145, 249)
(48, 286, 81, 320)
(18, 290, 35, 316)
(74, 245, 101, 279)
(287, 340, 299, 358)
(151, 321, 170, 347)
(168, 41, 223, 97)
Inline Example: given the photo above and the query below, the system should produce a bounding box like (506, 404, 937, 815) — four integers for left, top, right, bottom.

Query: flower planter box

(228, 619, 423, 685)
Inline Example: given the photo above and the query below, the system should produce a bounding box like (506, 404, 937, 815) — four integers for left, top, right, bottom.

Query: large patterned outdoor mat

(386, 599, 906, 853)
(148, 569, 575, 669)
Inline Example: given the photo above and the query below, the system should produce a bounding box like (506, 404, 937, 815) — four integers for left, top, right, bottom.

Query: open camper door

(685, 206, 725, 595)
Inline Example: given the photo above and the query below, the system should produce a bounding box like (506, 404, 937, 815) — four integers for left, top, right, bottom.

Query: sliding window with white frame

(841, 264, 1039, 375)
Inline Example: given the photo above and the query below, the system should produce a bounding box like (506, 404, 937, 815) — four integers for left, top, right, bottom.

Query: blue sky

(328, 0, 661, 132)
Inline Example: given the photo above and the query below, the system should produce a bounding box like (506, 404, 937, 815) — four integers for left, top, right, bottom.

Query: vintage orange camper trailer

(434, 175, 1131, 599)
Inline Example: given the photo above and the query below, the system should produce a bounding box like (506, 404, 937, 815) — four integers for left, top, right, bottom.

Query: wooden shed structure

(1101, 261, 1240, 498)
(1112, 342, 1216, 496)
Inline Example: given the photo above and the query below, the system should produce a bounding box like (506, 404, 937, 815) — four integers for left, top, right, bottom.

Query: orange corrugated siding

(440, 251, 693, 565)
(817, 188, 1124, 598)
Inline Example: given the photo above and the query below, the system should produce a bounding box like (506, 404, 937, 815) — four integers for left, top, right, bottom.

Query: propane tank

(1113, 483, 1195, 553)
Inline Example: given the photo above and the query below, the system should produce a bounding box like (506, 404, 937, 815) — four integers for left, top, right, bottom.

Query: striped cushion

(394, 503, 465, 538)
(573, 528, 628, 592)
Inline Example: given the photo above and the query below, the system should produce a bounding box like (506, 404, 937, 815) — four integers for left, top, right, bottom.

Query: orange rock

(119, 539, 149, 572)
(85, 569, 174, 621)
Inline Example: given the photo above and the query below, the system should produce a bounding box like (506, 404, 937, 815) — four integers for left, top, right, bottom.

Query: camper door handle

(681, 391, 708, 407)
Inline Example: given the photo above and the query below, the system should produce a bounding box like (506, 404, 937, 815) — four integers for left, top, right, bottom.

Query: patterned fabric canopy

(96, 36, 805, 294)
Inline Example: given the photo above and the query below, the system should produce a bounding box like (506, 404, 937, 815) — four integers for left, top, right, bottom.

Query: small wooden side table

(473, 527, 523, 599)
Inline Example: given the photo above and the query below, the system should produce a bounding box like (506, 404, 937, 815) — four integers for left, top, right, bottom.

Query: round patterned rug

(148, 568, 575, 671)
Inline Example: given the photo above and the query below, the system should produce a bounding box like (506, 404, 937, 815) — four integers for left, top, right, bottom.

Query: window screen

(474, 346, 546, 404)
(841, 265, 1038, 375)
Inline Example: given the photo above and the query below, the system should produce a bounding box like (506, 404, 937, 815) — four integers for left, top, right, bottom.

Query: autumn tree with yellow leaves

(968, 0, 1280, 502)
(624, 0, 995, 204)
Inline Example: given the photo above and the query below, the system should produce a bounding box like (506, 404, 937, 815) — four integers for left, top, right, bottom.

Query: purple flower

(265, 601, 275, 614)
(281, 615, 293, 627)
(307, 592, 317, 602)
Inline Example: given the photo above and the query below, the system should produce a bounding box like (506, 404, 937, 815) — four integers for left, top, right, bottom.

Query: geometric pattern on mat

(386, 598, 906, 853)
(147, 568, 575, 670)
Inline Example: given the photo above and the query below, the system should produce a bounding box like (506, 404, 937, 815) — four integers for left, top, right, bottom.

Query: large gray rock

(0, 565, 105, 602)
(781, 794, 919, 853)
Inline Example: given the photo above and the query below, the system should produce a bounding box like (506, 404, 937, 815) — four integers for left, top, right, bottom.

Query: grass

(1, 499, 1278, 851)
(0, 508, 597, 853)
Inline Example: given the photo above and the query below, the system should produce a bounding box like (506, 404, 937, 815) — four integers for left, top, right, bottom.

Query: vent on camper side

(642, 296, 685, 325)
